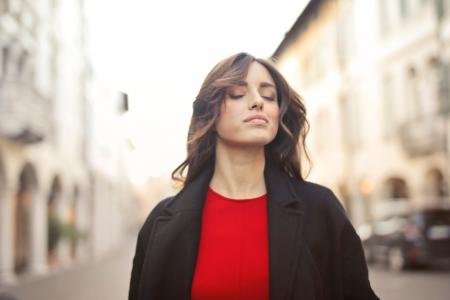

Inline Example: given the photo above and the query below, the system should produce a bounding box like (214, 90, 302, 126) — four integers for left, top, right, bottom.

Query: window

(405, 66, 421, 120)
(381, 73, 396, 138)
(400, 0, 410, 18)
(339, 90, 362, 149)
(1, 47, 10, 78)
(17, 50, 29, 78)
(439, 62, 450, 113)
(0, 0, 9, 14)
(379, 0, 387, 33)
(380, 0, 424, 33)
(337, 0, 356, 64)
(379, 0, 394, 33)
(436, 0, 446, 19)
(425, 57, 443, 116)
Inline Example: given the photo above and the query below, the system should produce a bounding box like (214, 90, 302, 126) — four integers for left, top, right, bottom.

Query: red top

(191, 186, 270, 300)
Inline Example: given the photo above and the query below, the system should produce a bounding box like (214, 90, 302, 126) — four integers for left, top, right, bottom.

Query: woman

(129, 53, 379, 300)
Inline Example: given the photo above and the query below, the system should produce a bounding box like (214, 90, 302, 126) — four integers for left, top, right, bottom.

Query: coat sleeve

(129, 228, 145, 300)
(340, 219, 380, 300)
(128, 198, 171, 300)
(322, 187, 380, 300)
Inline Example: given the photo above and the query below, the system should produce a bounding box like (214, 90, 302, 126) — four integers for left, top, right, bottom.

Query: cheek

(216, 107, 238, 134)
(269, 107, 280, 135)
(218, 102, 243, 123)
(272, 118, 280, 136)
(269, 106, 280, 124)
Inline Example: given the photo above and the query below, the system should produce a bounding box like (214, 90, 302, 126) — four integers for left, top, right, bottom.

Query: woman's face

(215, 61, 280, 148)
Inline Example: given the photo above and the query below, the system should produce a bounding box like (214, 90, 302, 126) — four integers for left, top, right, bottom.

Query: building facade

(0, 0, 134, 286)
(273, 0, 450, 226)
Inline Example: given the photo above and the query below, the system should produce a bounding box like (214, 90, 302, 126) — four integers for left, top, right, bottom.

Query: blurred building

(85, 84, 136, 259)
(0, 0, 134, 286)
(273, 0, 450, 226)
(133, 175, 179, 224)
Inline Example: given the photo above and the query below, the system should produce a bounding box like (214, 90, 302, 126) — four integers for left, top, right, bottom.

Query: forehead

(228, 61, 276, 90)
(244, 61, 275, 85)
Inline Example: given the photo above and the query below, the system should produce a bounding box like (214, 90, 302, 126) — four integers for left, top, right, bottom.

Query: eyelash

(229, 94, 275, 101)
(229, 94, 244, 99)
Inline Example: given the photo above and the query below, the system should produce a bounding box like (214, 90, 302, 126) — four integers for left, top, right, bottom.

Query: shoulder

(294, 179, 349, 226)
(138, 196, 174, 244)
(298, 180, 345, 211)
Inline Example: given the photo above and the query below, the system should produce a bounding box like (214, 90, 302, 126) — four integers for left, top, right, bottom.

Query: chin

(217, 132, 277, 148)
(238, 137, 275, 147)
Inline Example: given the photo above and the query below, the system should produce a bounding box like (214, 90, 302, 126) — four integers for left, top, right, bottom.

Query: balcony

(0, 80, 52, 144)
(398, 115, 447, 157)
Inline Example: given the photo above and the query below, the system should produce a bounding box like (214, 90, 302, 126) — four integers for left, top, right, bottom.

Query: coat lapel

(264, 162, 306, 300)
(141, 161, 306, 300)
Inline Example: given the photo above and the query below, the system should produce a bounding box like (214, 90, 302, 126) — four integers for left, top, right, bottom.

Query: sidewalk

(0, 233, 138, 300)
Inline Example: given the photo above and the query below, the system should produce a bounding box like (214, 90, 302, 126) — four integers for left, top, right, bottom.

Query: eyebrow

(234, 80, 276, 89)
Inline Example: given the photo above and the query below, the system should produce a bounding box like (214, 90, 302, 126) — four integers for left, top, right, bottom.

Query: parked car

(357, 207, 450, 271)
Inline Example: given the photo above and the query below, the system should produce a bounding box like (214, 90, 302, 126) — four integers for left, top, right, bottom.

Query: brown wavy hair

(171, 52, 312, 186)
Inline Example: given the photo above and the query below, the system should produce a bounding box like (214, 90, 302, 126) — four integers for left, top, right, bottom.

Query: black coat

(129, 161, 380, 300)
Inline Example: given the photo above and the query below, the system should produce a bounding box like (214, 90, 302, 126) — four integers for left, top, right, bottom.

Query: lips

(243, 115, 268, 123)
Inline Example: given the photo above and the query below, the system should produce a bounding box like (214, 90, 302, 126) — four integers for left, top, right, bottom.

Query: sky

(85, 0, 307, 185)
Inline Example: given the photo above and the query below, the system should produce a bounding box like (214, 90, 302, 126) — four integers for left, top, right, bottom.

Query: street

(370, 264, 450, 300)
(1, 233, 137, 300)
(1, 235, 449, 300)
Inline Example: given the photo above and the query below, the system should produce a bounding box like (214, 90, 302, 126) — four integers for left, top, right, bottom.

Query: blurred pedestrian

(129, 52, 380, 300)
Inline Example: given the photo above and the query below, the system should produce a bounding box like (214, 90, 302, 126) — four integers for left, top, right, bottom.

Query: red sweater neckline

(207, 186, 267, 202)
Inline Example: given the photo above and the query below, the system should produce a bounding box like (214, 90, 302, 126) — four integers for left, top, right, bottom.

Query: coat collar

(167, 159, 304, 213)
(140, 160, 307, 300)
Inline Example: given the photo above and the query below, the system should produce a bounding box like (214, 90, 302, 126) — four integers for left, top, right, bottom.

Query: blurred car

(357, 207, 450, 271)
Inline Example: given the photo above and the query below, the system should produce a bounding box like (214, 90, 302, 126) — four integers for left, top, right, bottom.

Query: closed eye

(263, 96, 275, 101)
(229, 94, 245, 99)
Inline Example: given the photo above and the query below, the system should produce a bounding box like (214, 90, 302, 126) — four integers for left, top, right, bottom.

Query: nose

(248, 91, 264, 110)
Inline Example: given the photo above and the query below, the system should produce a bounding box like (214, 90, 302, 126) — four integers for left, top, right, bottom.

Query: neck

(209, 140, 267, 199)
